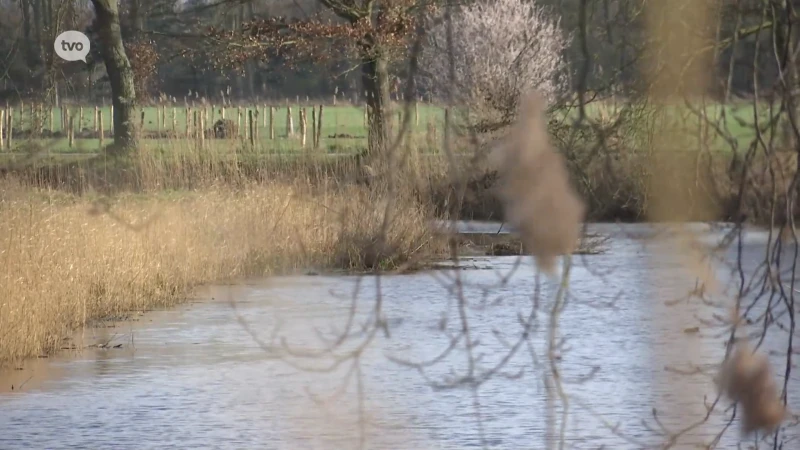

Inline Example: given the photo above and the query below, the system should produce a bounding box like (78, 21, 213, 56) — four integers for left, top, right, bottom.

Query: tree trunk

(246, 2, 256, 98)
(39, 0, 58, 105)
(360, 40, 390, 155)
(31, 0, 43, 60)
(91, 0, 137, 152)
(130, 0, 144, 36)
(20, 0, 37, 83)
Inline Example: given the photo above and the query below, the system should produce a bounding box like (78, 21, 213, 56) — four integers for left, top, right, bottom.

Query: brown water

(1, 223, 798, 449)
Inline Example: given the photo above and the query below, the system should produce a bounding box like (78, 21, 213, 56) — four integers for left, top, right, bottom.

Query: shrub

(422, 0, 570, 133)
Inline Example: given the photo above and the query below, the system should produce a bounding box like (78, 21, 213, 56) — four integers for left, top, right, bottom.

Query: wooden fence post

(301, 108, 307, 148)
(7, 108, 12, 148)
(200, 109, 206, 149)
(193, 110, 199, 143)
(315, 105, 323, 149)
(37, 103, 43, 135)
(237, 107, 242, 138)
(99, 114, 104, 148)
(269, 106, 274, 140)
(249, 109, 255, 147)
(185, 107, 190, 138)
(286, 106, 294, 137)
(253, 109, 259, 141)
(68, 111, 73, 148)
(0, 109, 4, 151)
(443, 108, 451, 149)
(311, 108, 316, 149)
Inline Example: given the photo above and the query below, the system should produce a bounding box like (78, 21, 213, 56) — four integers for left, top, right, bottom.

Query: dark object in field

(212, 119, 238, 138)
(328, 133, 363, 139)
(717, 343, 787, 435)
(143, 131, 172, 139)
(75, 128, 96, 139)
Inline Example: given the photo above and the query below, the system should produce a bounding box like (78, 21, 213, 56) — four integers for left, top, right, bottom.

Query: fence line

(0, 100, 449, 153)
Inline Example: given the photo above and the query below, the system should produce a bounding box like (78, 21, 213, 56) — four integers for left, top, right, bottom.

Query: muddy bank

(445, 231, 609, 257)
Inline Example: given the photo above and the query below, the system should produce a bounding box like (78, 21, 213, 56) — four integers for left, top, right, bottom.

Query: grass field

(1, 103, 450, 154)
(0, 99, 781, 157)
(554, 99, 774, 153)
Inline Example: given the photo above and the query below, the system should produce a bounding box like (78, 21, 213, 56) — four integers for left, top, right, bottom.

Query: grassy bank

(0, 175, 446, 365)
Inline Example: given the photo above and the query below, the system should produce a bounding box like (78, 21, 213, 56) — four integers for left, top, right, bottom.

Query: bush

(422, 0, 570, 133)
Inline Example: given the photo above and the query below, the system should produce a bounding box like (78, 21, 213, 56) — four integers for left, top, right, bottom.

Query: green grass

(555, 99, 776, 153)
(1, 99, 785, 155)
(2, 103, 449, 154)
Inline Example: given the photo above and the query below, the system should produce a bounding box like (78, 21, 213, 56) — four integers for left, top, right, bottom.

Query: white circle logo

(54, 30, 90, 63)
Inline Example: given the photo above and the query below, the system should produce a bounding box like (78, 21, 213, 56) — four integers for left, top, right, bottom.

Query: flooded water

(1, 223, 798, 449)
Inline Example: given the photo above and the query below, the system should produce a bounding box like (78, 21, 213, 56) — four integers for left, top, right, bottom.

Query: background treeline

(0, 0, 785, 105)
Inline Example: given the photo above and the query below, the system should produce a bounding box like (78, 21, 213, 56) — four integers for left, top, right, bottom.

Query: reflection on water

(0, 223, 798, 449)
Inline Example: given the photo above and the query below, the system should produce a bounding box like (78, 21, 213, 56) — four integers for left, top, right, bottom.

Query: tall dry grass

(0, 171, 444, 364)
(9, 129, 793, 225)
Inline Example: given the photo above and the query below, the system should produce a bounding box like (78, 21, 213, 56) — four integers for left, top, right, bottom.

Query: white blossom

(422, 0, 571, 131)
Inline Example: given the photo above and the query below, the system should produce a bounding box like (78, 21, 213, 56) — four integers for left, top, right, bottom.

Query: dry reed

(717, 343, 787, 435)
(488, 91, 585, 273)
(640, 0, 789, 439)
(0, 176, 442, 365)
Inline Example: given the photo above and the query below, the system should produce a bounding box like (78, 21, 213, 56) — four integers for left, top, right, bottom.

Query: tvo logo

(54, 31, 90, 63)
(61, 40, 84, 52)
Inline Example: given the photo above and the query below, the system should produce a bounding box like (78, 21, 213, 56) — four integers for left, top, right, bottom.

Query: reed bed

(0, 170, 444, 364)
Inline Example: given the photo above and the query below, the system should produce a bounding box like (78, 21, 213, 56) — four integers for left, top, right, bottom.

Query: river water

(1, 223, 798, 449)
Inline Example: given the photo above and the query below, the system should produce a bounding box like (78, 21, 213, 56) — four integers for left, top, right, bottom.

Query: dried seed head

(490, 91, 585, 274)
(717, 343, 787, 435)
